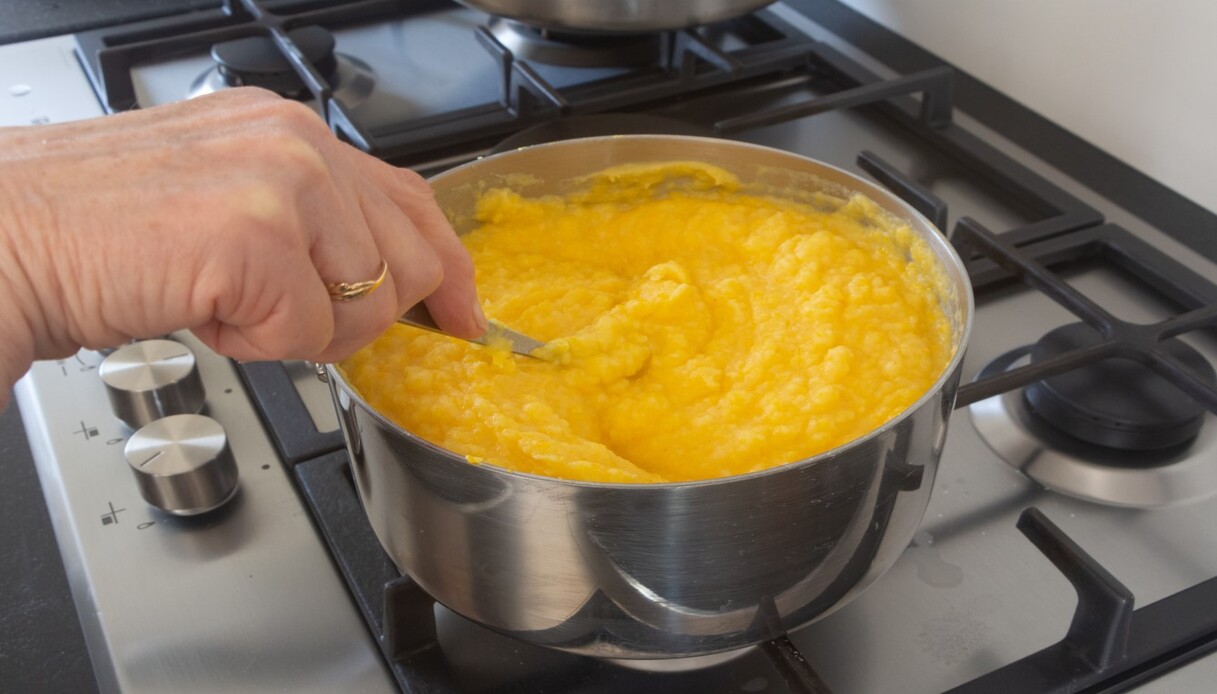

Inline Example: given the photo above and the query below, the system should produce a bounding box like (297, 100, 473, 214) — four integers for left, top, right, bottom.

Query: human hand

(0, 87, 486, 401)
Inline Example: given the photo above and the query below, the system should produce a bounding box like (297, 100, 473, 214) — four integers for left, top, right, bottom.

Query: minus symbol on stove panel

(139, 451, 164, 468)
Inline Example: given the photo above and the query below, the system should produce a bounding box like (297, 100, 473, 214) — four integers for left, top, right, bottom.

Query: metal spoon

(397, 304, 546, 358)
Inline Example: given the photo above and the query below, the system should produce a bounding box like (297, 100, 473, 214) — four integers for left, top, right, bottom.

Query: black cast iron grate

(847, 137, 1217, 417)
(951, 220, 1217, 411)
(74, 0, 816, 161)
(854, 157, 1217, 690)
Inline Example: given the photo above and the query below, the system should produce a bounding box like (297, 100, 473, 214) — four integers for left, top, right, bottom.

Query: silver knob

(99, 339, 205, 429)
(124, 414, 239, 516)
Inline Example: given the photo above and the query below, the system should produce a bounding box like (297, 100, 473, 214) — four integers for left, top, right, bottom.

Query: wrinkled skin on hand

(0, 87, 486, 407)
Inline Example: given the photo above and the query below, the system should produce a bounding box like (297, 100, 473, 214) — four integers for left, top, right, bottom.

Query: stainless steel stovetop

(4, 1, 1217, 692)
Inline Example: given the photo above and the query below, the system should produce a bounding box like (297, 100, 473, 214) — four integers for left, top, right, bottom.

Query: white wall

(834, 0, 1217, 215)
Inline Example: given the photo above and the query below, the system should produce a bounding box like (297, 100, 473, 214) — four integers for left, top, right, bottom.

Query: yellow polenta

(341, 162, 955, 484)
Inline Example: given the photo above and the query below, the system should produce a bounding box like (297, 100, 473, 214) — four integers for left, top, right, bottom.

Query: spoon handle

(397, 304, 545, 358)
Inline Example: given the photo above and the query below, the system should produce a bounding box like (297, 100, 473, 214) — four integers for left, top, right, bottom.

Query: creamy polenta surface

(341, 162, 955, 483)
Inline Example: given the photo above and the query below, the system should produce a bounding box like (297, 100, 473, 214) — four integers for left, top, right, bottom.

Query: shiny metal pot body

(325, 136, 974, 659)
(454, 0, 777, 32)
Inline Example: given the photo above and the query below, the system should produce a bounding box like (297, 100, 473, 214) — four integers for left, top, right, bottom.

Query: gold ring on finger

(326, 259, 389, 302)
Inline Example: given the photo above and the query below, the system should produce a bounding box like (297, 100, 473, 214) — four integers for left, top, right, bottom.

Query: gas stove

(4, 1, 1217, 692)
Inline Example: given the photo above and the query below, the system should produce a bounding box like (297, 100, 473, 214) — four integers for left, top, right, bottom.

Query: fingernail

(473, 302, 489, 334)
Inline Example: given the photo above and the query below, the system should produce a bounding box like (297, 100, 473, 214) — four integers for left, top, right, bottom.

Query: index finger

(358, 156, 486, 339)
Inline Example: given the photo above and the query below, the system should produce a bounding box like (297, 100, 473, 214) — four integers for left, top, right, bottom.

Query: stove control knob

(99, 339, 205, 429)
(124, 414, 239, 516)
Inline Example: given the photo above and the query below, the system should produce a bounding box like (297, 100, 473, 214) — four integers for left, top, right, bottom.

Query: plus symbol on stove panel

(73, 421, 100, 440)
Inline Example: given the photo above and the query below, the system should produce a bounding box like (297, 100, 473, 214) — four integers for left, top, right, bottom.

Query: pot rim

(328, 134, 975, 490)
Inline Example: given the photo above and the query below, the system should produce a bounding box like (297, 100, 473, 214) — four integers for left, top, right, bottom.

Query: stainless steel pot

(324, 136, 974, 660)
(454, 0, 777, 32)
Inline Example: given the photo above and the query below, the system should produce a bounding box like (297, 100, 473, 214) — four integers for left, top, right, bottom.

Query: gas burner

(487, 18, 662, 67)
(970, 346, 1217, 507)
(1024, 322, 1215, 450)
(187, 26, 374, 107)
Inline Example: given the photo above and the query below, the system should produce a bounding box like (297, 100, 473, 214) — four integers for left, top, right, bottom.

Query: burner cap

(212, 26, 337, 97)
(1024, 322, 1216, 451)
